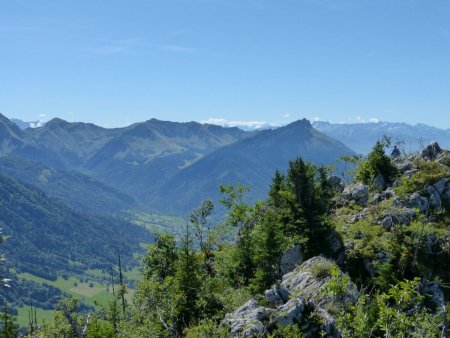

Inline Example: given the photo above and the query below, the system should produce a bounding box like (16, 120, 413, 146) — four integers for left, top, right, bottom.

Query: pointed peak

(285, 118, 312, 129)
(45, 118, 69, 127)
(0, 113, 24, 136)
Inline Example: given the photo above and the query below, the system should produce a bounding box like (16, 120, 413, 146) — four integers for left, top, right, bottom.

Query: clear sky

(1, 0, 450, 128)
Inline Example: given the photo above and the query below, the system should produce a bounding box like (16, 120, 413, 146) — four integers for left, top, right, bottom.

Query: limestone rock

(397, 160, 414, 174)
(381, 216, 394, 229)
(433, 178, 449, 195)
(422, 142, 442, 160)
(329, 176, 345, 193)
(399, 193, 428, 213)
(280, 245, 304, 275)
(265, 287, 290, 307)
(373, 173, 386, 191)
(348, 208, 369, 223)
(443, 181, 450, 200)
(383, 188, 396, 199)
(224, 300, 268, 338)
(271, 297, 305, 327)
(225, 257, 356, 337)
(341, 183, 369, 206)
(370, 193, 383, 205)
(427, 185, 441, 210)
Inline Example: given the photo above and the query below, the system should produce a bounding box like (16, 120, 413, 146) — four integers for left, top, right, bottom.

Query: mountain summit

(150, 119, 354, 214)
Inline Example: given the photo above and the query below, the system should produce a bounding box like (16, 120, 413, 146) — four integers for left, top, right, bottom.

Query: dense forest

(2, 139, 450, 337)
(0, 171, 152, 313)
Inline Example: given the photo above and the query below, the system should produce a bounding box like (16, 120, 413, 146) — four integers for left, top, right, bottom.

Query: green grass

(124, 266, 142, 281)
(15, 272, 119, 327)
(17, 273, 114, 305)
(86, 268, 105, 278)
(69, 284, 104, 297)
(132, 212, 186, 240)
(16, 306, 54, 328)
(396, 160, 450, 196)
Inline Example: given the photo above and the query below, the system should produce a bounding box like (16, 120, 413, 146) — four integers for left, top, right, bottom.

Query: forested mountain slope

(150, 119, 354, 214)
(0, 156, 139, 216)
(0, 114, 252, 209)
(0, 172, 152, 281)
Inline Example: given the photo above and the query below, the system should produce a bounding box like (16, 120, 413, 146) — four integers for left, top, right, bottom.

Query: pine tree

(0, 303, 19, 338)
(249, 210, 283, 293)
(142, 233, 178, 281)
(174, 223, 201, 328)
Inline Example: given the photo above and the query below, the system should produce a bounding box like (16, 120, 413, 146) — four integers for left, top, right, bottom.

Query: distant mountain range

(312, 121, 450, 154)
(6, 114, 449, 214)
(9, 118, 45, 130)
(0, 114, 353, 215)
(151, 119, 354, 214)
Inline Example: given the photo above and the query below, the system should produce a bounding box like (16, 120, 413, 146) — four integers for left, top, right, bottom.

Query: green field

(13, 212, 184, 329)
(132, 212, 186, 239)
(16, 272, 123, 327)
(16, 306, 54, 328)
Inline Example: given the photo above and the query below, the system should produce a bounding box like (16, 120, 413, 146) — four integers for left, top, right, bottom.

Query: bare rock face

(264, 287, 290, 307)
(280, 245, 304, 275)
(406, 193, 428, 213)
(224, 257, 357, 337)
(341, 183, 369, 206)
(422, 142, 442, 160)
(330, 176, 345, 193)
(373, 173, 386, 191)
(426, 185, 442, 210)
(223, 300, 268, 338)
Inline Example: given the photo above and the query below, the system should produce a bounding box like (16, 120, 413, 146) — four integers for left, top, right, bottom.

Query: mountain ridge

(312, 120, 450, 154)
(149, 119, 354, 214)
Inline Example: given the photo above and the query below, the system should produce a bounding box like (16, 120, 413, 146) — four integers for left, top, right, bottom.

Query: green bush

(268, 324, 305, 338)
(355, 140, 399, 187)
(184, 319, 230, 338)
(396, 160, 450, 196)
(309, 259, 335, 279)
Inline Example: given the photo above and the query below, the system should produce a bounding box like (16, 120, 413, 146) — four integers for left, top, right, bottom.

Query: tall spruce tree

(175, 223, 201, 329)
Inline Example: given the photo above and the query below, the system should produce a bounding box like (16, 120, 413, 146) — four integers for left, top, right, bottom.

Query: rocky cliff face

(224, 257, 357, 338)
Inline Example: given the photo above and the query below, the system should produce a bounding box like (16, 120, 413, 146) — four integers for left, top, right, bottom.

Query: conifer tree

(0, 303, 19, 338)
(175, 223, 201, 328)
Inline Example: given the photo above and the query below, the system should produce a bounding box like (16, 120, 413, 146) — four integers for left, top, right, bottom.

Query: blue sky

(1, 0, 449, 128)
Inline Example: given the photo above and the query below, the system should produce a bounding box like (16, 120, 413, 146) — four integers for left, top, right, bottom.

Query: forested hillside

(0, 156, 139, 216)
(149, 119, 354, 214)
(13, 139, 449, 337)
(0, 115, 355, 216)
(0, 172, 153, 313)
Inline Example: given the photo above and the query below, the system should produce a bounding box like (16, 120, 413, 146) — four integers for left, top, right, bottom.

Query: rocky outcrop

(224, 300, 269, 338)
(224, 257, 357, 337)
(373, 173, 386, 191)
(426, 185, 442, 210)
(341, 183, 369, 206)
(422, 142, 442, 160)
(330, 176, 345, 193)
(380, 208, 416, 229)
(280, 245, 304, 275)
(401, 193, 429, 213)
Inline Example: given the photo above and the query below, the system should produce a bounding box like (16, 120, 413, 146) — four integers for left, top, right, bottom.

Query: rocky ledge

(223, 257, 357, 338)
